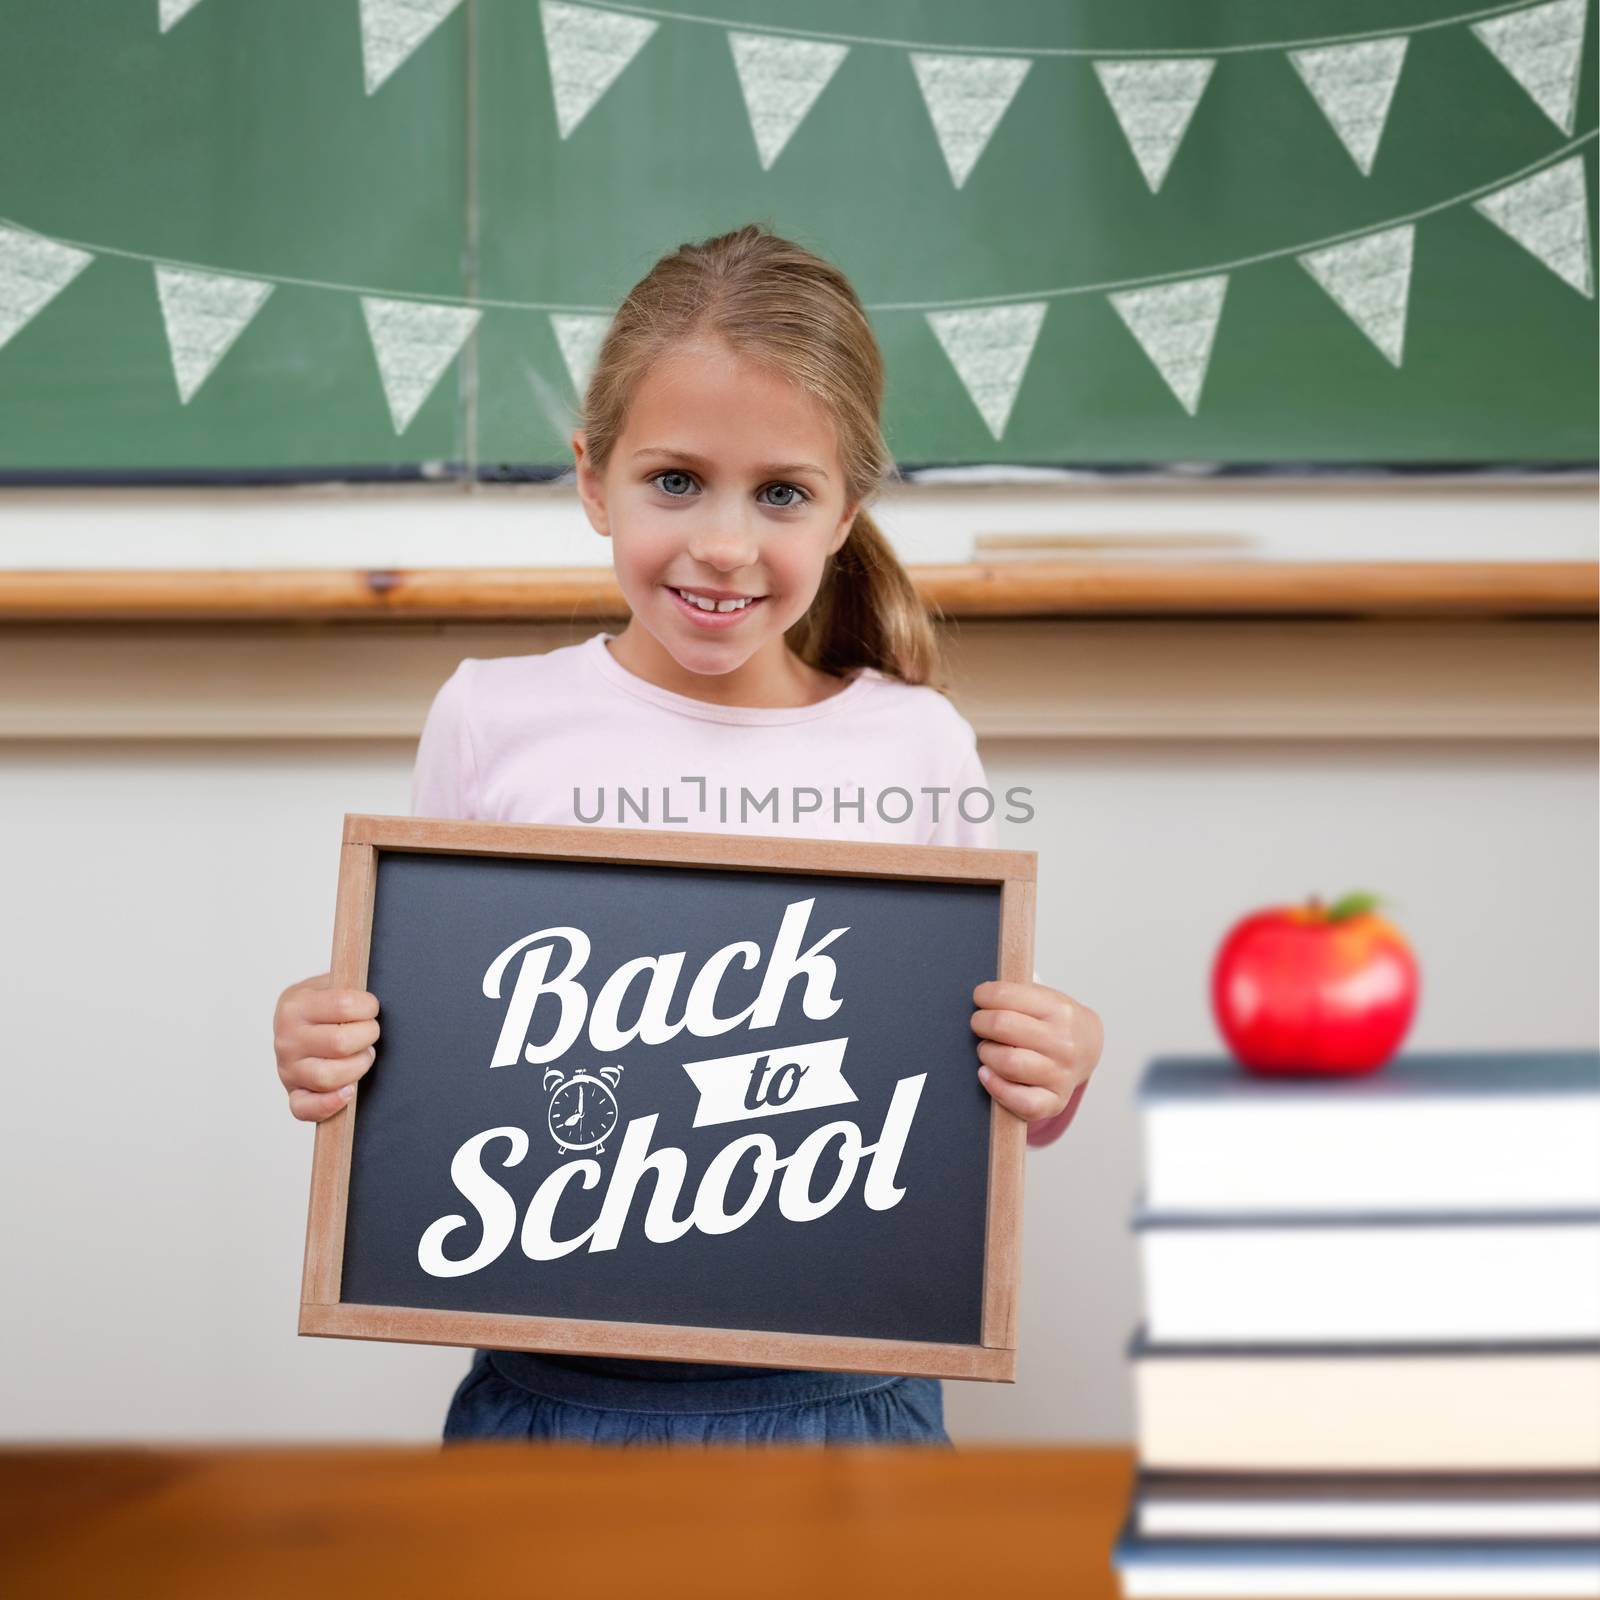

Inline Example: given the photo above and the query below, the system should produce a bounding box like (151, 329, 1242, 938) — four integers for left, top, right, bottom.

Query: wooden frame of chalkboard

(299, 813, 1036, 1381)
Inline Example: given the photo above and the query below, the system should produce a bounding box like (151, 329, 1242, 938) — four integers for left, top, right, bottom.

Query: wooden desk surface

(0, 1443, 1133, 1599)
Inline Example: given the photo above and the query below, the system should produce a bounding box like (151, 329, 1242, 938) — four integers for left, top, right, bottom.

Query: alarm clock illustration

(542, 1063, 624, 1155)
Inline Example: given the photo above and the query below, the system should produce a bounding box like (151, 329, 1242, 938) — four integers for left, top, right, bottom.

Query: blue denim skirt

(442, 1348, 952, 1447)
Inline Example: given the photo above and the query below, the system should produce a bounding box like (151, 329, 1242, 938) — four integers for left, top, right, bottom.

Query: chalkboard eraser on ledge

(972, 533, 1261, 563)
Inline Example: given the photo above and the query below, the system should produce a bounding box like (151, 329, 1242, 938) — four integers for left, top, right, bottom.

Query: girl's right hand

(274, 971, 380, 1122)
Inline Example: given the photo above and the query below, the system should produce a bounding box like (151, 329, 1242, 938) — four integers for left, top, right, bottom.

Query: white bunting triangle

(1298, 225, 1415, 366)
(909, 52, 1032, 189)
(1288, 37, 1409, 176)
(1093, 58, 1215, 194)
(1471, 0, 1587, 135)
(1108, 275, 1228, 415)
(550, 312, 611, 396)
(1473, 154, 1595, 298)
(540, 0, 659, 140)
(159, 0, 208, 32)
(0, 225, 94, 355)
(727, 32, 849, 170)
(360, 296, 481, 434)
(359, 0, 464, 96)
(925, 302, 1047, 441)
(154, 266, 274, 403)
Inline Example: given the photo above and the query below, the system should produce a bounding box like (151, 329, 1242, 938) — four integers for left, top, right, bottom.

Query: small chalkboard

(299, 815, 1036, 1381)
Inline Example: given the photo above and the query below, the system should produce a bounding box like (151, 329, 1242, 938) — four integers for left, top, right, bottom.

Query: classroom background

(1, 0, 1596, 1462)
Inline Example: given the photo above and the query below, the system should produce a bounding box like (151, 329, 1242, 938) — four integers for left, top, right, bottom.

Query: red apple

(1210, 892, 1418, 1075)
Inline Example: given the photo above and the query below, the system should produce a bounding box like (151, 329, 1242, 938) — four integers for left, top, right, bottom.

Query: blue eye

(761, 482, 809, 508)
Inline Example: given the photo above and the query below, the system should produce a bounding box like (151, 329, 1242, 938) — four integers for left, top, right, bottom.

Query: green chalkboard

(0, 0, 1594, 481)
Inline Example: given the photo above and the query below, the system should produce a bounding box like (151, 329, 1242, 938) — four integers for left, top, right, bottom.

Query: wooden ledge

(0, 561, 1593, 622)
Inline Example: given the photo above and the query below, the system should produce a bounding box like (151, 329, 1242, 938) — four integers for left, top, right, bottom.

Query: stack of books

(1113, 1049, 1600, 1598)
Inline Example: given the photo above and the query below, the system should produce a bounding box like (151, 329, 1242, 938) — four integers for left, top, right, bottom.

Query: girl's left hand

(970, 980, 1103, 1124)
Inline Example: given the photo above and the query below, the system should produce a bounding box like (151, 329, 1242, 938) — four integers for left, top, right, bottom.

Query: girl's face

(572, 339, 858, 702)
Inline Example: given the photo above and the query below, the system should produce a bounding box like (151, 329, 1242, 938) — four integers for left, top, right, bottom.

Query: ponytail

(785, 507, 945, 689)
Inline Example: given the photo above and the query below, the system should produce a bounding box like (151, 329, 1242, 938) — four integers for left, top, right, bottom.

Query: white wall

(0, 473, 1593, 569)
(1, 731, 1593, 1443)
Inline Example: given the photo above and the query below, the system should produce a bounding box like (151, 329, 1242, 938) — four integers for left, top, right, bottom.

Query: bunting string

(0, 0, 1593, 439)
(877, 130, 1598, 306)
(151, 0, 1593, 181)
(349, 0, 1569, 59)
(513, 0, 1589, 192)
(5, 132, 1591, 317)
(2, 137, 1590, 437)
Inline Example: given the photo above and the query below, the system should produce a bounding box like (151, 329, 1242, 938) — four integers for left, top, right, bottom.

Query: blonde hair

(577, 221, 945, 688)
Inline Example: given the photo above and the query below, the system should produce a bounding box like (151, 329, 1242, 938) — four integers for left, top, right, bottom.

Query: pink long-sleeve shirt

(410, 630, 1083, 1147)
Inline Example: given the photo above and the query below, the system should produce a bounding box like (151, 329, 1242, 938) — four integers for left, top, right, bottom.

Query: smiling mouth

(668, 586, 767, 614)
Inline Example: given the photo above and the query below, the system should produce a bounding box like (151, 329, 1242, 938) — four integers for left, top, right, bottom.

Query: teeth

(677, 588, 753, 612)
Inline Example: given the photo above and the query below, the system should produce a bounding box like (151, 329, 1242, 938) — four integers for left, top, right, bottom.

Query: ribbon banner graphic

(681, 1037, 858, 1129)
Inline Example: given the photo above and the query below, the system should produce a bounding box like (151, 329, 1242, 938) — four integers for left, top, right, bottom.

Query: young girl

(274, 222, 1103, 1447)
